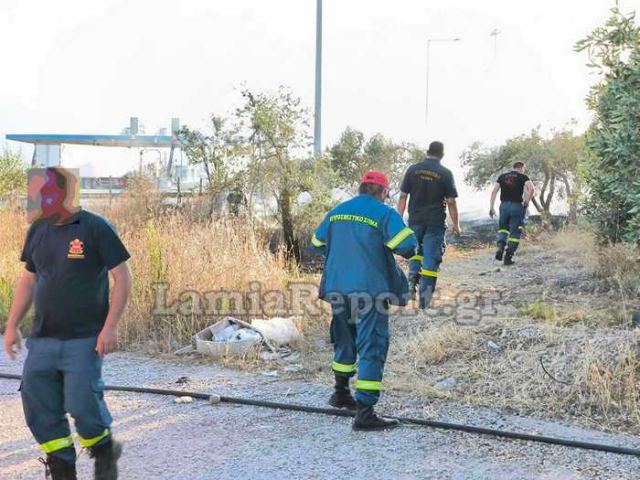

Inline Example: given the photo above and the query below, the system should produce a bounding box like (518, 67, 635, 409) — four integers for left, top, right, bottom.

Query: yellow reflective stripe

(356, 379, 382, 391)
(410, 255, 424, 262)
(41, 436, 74, 454)
(497, 229, 509, 234)
(386, 227, 414, 250)
(332, 361, 357, 373)
(419, 269, 438, 278)
(507, 237, 520, 243)
(78, 429, 110, 448)
(311, 234, 325, 247)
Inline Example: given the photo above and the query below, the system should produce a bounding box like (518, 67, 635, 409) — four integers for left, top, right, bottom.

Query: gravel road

(1, 341, 639, 480)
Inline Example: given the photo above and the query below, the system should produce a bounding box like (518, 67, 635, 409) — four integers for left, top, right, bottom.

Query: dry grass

(406, 323, 476, 366)
(573, 340, 640, 426)
(0, 184, 304, 350)
(0, 209, 27, 326)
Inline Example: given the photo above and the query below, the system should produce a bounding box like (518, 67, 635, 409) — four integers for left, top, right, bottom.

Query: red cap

(361, 170, 390, 189)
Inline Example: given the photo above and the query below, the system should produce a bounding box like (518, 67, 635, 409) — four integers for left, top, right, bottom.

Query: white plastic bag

(251, 317, 301, 346)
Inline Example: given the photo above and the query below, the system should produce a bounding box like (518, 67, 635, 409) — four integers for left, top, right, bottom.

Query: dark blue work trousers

(408, 225, 446, 309)
(20, 336, 112, 464)
(497, 201, 525, 252)
(330, 295, 390, 406)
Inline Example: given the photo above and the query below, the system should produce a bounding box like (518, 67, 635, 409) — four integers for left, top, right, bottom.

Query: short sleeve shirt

(20, 209, 130, 339)
(497, 171, 530, 203)
(400, 158, 458, 227)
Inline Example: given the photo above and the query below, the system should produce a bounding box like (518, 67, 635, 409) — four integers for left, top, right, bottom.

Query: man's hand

(96, 326, 118, 357)
(3, 327, 22, 360)
(452, 224, 462, 236)
(489, 208, 496, 218)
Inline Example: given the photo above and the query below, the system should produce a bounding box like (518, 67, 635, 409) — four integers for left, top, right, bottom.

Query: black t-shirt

(20, 209, 130, 339)
(498, 171, 530, 203)
(400, 158, 458, 227)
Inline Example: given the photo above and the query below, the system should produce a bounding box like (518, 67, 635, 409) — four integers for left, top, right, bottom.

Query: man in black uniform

(489, 161, 535, 265)
(397, 141, 461, 309)
(4, 167, 132, 480)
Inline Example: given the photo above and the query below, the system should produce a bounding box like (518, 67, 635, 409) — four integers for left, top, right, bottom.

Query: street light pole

(425, 37, 461, 124)
(490, 29, 501, 59)
(313, 0, 323, 157)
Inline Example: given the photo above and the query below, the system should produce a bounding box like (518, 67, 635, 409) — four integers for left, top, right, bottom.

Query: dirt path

(3, 239, 640, 479)
(1, 337, 639, 480)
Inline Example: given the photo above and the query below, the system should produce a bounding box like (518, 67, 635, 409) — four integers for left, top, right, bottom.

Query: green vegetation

(0, 149, 26, 203)
(460, 127, 584, 219)
(328, 127, 426, 189)
(576, 7, 640, 245)
(178, 89, 426, 264)
(523, 301, 557, 321)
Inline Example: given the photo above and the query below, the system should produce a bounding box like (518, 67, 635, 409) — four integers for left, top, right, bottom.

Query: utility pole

(313, 0, 323, 157)
(425, 37, 461, 124)
(490, 29, 501, 59)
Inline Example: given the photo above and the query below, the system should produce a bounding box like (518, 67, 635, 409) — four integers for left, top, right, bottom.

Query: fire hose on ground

(1, 372, 639, 458)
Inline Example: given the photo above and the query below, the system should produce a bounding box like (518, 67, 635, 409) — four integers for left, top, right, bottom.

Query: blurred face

(27, 168, 80, 223)
(40, 170, 66, 212)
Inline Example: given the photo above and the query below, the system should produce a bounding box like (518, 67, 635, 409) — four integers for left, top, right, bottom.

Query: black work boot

(495, 242, 505, 261)
(408, 280, 417, 301)
(329, 375, 357, 410)
(352, 401, 399, 431)
(90, 439, 122, 480)
(408, 272, 420, 301)
(503, 251, 515, 266)
(39, 456, 77, 480)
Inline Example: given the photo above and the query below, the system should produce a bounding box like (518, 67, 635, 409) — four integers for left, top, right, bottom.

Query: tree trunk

(539, 174, 550, 215)
(278, 187, 300, 264)
(542, 174, 556, 214)
(560, 175, 577, 223)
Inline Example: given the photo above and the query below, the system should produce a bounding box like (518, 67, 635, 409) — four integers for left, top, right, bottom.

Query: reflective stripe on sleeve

(507, 237, 520, 243)
(386, 227, 414, 250)
(498, 229, 509, 234)
(410, 255, 424, 262)
(419, 269, 438, 278)
(311, 234, 326, 247)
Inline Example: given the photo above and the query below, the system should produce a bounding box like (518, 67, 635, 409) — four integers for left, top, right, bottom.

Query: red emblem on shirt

(67, 238, 85, 259)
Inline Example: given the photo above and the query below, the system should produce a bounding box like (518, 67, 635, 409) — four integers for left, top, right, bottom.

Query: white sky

(1, 0, 638, 214)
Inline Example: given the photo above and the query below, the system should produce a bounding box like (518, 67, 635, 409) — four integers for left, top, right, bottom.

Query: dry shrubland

(3, 194, 640, 432)
(0, 184, 304, 349)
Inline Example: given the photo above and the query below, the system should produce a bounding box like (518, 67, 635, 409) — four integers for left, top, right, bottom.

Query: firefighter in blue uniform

(396, 141, 461, 309)
(4, 167, 132, 480)
(312, 171, 417, 431)
(489, 161, 535, 265)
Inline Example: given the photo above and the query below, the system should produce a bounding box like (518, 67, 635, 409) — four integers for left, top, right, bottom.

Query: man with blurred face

(4, 167, 132, 480)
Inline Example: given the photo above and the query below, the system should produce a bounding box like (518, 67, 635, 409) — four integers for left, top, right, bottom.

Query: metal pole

(425, 40, 431, 124)
(424, 38, 461, 125)
(313, 0, 323, 157)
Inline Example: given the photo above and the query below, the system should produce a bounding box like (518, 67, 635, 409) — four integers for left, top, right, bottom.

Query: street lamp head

(427, 37, 462, 44)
